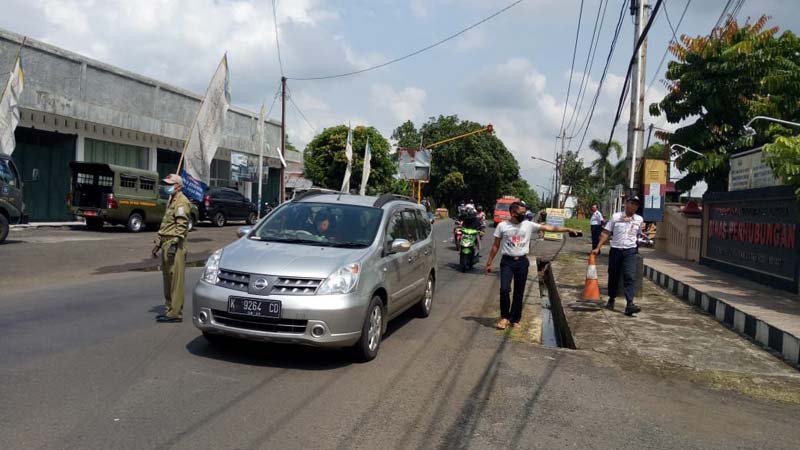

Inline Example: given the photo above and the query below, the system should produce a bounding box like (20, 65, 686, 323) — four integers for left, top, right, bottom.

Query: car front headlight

(317, 263, 361, 295)
(202, 249, 223, 284)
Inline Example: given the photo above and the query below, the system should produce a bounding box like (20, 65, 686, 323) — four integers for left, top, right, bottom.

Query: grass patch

(565, 217, 590, 236)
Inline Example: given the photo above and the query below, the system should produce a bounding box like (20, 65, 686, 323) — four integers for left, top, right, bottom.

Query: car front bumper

(192, 280, 368, 348)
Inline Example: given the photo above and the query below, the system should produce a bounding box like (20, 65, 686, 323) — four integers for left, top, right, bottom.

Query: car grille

(216, 269, 250, 292)
(212, 310, 308, 334)
(270, 277, 323, 295)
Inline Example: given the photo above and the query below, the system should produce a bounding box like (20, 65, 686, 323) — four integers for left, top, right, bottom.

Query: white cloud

(370, 84, 427, 123)
(410, 0, 429, 19)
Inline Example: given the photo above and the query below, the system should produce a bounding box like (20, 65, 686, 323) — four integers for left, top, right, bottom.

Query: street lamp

(531, 156, 557, 166)
(669, 144, 705, 159)
(743, 116, 800, 136)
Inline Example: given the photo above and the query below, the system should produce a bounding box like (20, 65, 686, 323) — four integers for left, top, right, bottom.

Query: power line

(272, 0, 285, 77)
(286, 87, 318, 135)
(557, 0, 585, 137)
(646, 0, 692, 95)
(572, 0, 628, 154)
(604, 0, 665, 152)
(730, 0, 747, 21)
(287, 0, 525, 81)
(565, 0, 610, 135)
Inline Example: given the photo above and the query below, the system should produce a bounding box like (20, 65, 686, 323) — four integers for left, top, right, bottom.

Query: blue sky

(2, 0, 799, 194)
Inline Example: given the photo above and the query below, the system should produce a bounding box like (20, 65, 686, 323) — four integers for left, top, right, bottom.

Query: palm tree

(589, 139, 623, 184)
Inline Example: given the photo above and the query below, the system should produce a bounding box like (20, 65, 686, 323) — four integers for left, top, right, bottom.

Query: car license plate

(227, 297, 281, 318)
(82, 210, 98, 216)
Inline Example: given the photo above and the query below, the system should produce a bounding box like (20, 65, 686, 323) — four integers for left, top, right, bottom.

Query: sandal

(496, 319, 510, 330)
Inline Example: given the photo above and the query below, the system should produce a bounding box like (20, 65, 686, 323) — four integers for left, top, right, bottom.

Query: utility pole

(626, 0, 650, 192)
(554, 129, 567, 208)
(280, 76, 287, 204)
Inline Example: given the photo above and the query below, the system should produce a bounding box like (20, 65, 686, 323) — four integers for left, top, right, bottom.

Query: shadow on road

(461, 315, 498, 329)
(185, 335, 353, 370)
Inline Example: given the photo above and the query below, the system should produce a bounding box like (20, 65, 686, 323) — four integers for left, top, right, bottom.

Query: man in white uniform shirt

(486, 202, 579, 330)
(592, 196, 644, 316)
(590, 204, 604, 250)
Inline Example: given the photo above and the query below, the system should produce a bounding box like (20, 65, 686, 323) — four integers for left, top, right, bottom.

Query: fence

(656, 204, 702, 262)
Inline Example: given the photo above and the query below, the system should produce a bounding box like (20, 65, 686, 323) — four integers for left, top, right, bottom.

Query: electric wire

(557, 0, 586, 137)
(572, 0, 628, 154)
(646, 0, 692, 95)
(603, 0, 664, 152)
(286, 87, 318, 135)
(565, 0, 609, 134)
(272, 0, 285, 77)
(286, 0, 525, 81)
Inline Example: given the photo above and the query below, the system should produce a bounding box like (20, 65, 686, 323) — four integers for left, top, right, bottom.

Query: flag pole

(256, 102, 265, 219)
(176, 53, 227, 175)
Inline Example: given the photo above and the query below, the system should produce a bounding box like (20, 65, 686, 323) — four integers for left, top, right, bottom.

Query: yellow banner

(544, 208, 566, 241)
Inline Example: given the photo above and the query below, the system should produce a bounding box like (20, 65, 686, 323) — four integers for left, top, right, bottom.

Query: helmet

(465, 206, 477, 217)
(476, 205, 483, 212)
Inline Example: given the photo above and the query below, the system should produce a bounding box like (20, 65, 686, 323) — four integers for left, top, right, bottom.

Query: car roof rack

(292, 188, 344, 202)
(373, 193, 415, 208)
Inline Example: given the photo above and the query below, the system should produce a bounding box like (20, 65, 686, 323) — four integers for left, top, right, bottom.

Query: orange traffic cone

(581, 253, 602, 303)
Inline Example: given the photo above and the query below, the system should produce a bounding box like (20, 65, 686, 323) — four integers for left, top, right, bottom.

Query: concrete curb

(644, 264, 800, 369)
(11, 222, 84, 230)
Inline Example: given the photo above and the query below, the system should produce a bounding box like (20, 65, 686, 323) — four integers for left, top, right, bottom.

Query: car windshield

(495, 203, 511, 211)
(251, 202, 383, 248)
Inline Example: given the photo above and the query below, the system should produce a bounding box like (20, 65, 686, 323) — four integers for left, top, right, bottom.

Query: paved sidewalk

(644, 253, 800, 368)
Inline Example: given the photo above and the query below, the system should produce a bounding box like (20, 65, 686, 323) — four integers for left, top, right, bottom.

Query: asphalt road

(2, 222, 799, 450)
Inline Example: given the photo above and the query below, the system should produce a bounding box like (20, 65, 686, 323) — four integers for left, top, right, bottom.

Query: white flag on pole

(359, 137, 371, 196)
(180, 54, 231, 201)
(0, 56, 24, 156)
(274, 145, 287, 168)
(341, 125, 353, 193)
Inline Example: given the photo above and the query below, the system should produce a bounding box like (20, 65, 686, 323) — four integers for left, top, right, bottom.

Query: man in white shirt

(591, 196, 644, 316)
(486, 202, 579, 330)
(590, 204, 604, 250)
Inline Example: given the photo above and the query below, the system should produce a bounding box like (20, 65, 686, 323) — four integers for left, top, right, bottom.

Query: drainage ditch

(537, 260, 576, 349)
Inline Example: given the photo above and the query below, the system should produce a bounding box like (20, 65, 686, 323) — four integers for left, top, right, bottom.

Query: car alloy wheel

(213, 212, 226, 227)
(367, 304, 382, 353)
(127, 213, 144, 232)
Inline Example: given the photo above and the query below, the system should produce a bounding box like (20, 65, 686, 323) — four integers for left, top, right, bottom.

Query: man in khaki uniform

(152, 174, 191, 323)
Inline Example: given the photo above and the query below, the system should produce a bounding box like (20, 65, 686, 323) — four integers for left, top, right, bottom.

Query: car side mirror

(390, 239, 411, 254)
(237, 226, 252, 238)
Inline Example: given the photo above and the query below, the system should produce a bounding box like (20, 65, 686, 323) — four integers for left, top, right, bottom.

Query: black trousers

(608, 247, 637, 304)
(591, 225, 602, 249)
(499, 255, 530, 323)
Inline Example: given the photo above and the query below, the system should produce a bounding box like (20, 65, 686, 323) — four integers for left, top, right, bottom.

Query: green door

(12, 128, 76, 222)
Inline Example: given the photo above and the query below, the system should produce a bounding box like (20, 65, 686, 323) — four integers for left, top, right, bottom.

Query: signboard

(230, 151, 258, 182)
(701, 186, 799, 293)
(544, 208, 566, 241)
(728, 147, 780, 191)
(641, 159, 667, 222)
(397, 147, 431, 181)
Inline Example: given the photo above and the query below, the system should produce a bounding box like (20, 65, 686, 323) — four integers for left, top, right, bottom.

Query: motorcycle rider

(460, 206, 485, 253)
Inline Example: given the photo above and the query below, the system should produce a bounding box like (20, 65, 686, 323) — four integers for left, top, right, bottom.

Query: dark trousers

(591, 225, 602, 249)
(608, 247, 637, 305)
(499, 255, 530, 323)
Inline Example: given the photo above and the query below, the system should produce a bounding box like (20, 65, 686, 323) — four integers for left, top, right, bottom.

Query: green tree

(764, 135, 800, 199)
(303, 125, 396, 194)
(589, 139, 623, 185)
(392, 115, 531, 211)
(649, 16, 800, 192)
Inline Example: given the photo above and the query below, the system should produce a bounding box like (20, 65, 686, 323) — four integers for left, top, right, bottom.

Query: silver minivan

(192, 191, 436, 361)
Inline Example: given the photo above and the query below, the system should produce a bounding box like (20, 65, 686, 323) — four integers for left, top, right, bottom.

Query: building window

(85, 138, 148, 170)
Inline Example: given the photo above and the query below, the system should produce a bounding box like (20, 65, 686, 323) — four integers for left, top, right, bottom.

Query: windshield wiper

(263, 237, 329, 246)
(330, 242, 368, 248)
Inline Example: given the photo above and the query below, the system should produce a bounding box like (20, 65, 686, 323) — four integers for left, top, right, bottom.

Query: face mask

(166, 185, 176, 195)
(513, 212, 526, 221)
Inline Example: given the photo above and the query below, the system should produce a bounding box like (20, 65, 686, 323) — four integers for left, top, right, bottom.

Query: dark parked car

(195, 187, 258, 227)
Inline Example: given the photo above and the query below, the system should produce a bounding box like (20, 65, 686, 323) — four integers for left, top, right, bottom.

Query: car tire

(126, 213, 144, 232)
(187, 215, 196, 232)
(415, 274, 435, 318)
(213, 212, 226, 227)
(0, 214, 8, 243)
(352, 296, 384, 362)
(247, 212, 257, 225)
(85, 218, 104, 231)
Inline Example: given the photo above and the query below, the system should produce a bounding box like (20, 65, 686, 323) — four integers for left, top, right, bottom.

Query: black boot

(624, 304, 642, 316)
(604, 299, 615, 310)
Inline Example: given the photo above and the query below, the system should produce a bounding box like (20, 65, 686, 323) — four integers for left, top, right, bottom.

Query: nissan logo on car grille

(253, 278, 269, 290)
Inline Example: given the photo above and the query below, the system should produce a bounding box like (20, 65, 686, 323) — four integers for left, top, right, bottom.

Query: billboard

(544, 208, 566, 241)
(397, 147, 431, 181)
(230, 151, 258, 183)
(728, 147, 780, 191)
(701, 186, 799, 293)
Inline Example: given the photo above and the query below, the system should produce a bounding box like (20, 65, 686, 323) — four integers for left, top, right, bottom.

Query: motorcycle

(459, 227, 480, 272)
(261, 202, 274, 217)
(453, 219, 463, 250)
